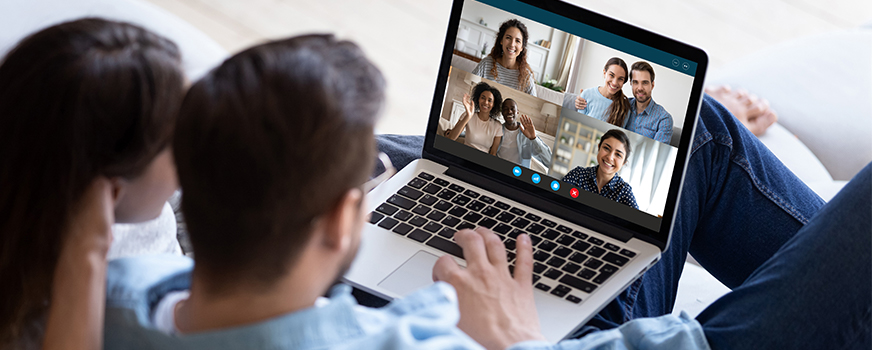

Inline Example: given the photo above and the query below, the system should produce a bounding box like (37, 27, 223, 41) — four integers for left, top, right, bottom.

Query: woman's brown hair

(488, 19, 532, 92)
(603, 57, 630, 127)
(0, 18, 183, 348)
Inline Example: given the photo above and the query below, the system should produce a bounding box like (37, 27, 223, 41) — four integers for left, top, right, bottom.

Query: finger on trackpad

(378, 250, 439, 296)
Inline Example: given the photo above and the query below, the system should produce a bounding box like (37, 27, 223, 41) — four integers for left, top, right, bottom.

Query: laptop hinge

(445, 165, 634, 243)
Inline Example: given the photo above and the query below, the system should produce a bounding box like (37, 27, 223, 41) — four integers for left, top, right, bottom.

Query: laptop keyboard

(368, 171, 637, 305)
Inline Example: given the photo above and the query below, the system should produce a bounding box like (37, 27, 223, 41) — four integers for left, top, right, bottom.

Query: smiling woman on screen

(562, 129, 638, 209)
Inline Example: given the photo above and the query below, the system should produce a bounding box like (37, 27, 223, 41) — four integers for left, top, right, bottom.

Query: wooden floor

(142, 0, 871, 135)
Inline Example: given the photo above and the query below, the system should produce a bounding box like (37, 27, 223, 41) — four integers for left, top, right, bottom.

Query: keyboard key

(578, 268, 597, 280)
(550, 285, 571, 297)
(569, 252, 587, 264)
(417, 172, 435, 181)
(556, 225, 573, 234)
(422, 183, 441, 194)
(411, 205, 430, 216)
(387, 195, 415, 210)
(553, 246, 572, 258)
(463, 189, 480, 198)
(448, 184, 465, 192)
(504, 238, 516, 250)
(524, 213, 542, 222)
(561, 262, 581, 274)
(376, 203, 399, 215)
(466, 200, 486, 212)
(393, 223, 413, 235)
(481, 206, 500, 217)
(535, 283, 551, 292)
(602, 252, 630, 266)
(587, 246, 606, 258)
(526, 223, 545, 234)
(423, 222, 443, 233)
(583, 259, 603, 269)
(571, 230, 589, 240)
(495, 212, 516, 223)
(604, 243, 620, 252)
(507, 229, 523, 239)
(407, 229, 431, 243)
(529, 235, 542, 246)
(436, 189, 456, 200)
(425, 211, 446, 221)
(506, 252, 516, 261)
(493, 223, 512, 234)
(533, 251, 551, 262)
(510, 217, 530, 229)
(451, 195, 471, 206)
(509, 207, 526, 216)
(600, 264, 618, 274)
(619, 249, 637, 258)
(433, 200, 452, 211)
(479, 195, 495, 204)
(532, 262, 547, 274)
(538, 241, 557, 252)
(369, 211, 384, 224)
(540, 219, 557, 228)
(566, 295, 582, 304)
(532, 275, 541, 283)
(463, 212, 483, 223)
(419, 194, 438, 206)
(494, 201, 511, 210)
(571, 241, 591, 252)
(407, 177, 427, 189)
(544, 268, 563, 280)
(556, 235, 576, 246)
(408, 216, 427, 227)
(394, 210, 413, 221)
(433, 178, 449, 186)
(398, 186, 423, 200)
(587, 237, 605, 245)
(448, 206, 468, 217)
(542, 229, 560, 240)
(438, 227, 456, 239)
(456, 222, 476, 230)
(441, 216, 461, 227)
(546, 257, 566, 268)
(378, 217, 399, 230)
(478, 218, 497, 229)
(593, 270, 615, 284)
(426, 236, 464, 258)
(559, 275, 597, 293)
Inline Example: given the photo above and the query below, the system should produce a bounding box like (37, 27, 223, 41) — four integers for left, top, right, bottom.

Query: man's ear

(109, 177, 126, 209)
(320, 188, 364, 252)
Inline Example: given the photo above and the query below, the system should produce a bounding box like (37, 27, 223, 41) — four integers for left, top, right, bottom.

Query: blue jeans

(375, 95, 871, 348)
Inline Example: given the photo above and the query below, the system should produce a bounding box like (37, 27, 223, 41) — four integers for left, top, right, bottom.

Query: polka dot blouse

(562, 165, 639, 209)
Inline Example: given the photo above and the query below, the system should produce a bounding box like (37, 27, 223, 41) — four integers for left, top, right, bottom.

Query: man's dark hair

(174, 34, 385, 294)
(471, 81, 502, 120)
(630, 61, 655, 82)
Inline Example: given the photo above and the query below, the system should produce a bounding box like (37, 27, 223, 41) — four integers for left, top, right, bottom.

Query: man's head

(501, 98, 518, 125)
(630, 61, 655, 104)
(174, 34, 385, 295)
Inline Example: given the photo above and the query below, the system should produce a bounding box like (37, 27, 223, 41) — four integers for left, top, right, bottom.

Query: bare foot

(705, 85, 778, 136)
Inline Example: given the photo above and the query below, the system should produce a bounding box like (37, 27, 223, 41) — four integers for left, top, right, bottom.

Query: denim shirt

(104, 255, 708, 350)
(625, 98, 673, 144)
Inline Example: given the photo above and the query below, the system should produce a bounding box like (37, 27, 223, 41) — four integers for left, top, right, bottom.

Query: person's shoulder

(651, 100, 672, 118)
(107, 255, 193, 305)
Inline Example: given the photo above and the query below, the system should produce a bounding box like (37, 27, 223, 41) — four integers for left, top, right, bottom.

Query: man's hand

(519, 115, 537, 140)
(574, 88, 587, 110)
(433, 228, 546, 350)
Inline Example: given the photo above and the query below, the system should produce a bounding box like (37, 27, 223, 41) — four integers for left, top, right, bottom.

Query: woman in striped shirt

(471, 19, 537, 97)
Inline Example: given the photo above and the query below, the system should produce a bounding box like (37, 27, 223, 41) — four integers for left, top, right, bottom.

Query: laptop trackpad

(378, 250, 439, 297)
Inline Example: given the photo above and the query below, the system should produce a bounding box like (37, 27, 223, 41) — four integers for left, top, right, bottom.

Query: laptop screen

(424, 0, 706, 244)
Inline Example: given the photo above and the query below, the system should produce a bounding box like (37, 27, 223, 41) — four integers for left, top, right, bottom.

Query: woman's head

(488, 19, 532, 92)
(0, 18, 184, 347)
(601, 57, 630, 127)
(597, 129, 632, 178)
(471, 82, 502, 119)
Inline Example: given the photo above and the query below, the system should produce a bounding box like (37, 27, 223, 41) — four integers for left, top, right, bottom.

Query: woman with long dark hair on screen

(446, 82, 504, 156)
(574, 57, 631, 128)
(562, 129, 638, 209)
(0, 18, 184, 350)
(471, 19, 537, 97)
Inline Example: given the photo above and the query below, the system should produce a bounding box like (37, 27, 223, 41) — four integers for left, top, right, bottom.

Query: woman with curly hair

(472, 19, 537, 97)
(447, 82, 504, 155)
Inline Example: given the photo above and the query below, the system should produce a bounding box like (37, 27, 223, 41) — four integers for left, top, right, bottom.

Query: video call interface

(433, 0, 698, 231)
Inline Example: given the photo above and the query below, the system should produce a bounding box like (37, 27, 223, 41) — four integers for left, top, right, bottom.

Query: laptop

(344, 0, 707, 342)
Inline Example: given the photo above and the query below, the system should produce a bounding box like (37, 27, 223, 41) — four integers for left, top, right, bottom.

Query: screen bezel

(422, 0, 708, 250)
